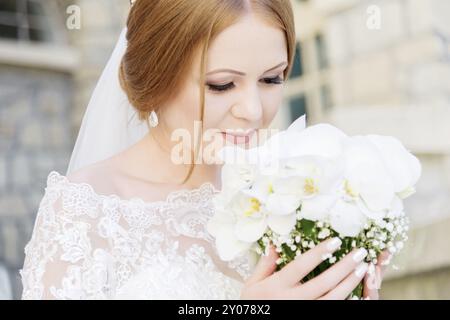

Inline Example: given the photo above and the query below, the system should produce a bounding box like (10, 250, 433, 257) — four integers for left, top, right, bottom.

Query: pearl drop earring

(149, 110, 159, 128)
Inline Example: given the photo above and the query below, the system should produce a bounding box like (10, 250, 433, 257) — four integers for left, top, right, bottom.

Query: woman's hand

(240, 237, 371, 300)
(362, 250, 392, 300)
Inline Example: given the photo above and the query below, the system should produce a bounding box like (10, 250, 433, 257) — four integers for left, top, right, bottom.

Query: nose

(231, 85, 263, 123)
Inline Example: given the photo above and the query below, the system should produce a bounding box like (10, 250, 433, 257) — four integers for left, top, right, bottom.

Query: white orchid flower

(209, 115, 420, 261)
(209, 175, 299, 261)
(206, 207, 252, 261)
(267, 155, 344, 221)
(278, 123, 348, 160)
(387, 195, 405, 218)
(241, 116, 346, 174)
(328, 198, 368, 237)
(243, 175, 299, 234)
(366, 135, 421, 199)
(218, 162, 258, 206)
(342, 136, 396, 214)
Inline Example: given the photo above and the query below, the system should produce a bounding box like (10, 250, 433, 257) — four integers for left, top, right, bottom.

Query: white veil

(66, 28, 149, 175)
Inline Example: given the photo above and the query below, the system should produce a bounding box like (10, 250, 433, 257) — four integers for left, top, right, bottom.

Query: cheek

(202, 86, 284, 129)
(261, 87, 284, 126)
(165, 86, 201, 130)
(203, 93, 233, 128)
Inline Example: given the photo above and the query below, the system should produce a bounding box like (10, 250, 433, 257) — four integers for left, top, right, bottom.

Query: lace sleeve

(20, 172, 114, 300)
(21, 171, 253, 299)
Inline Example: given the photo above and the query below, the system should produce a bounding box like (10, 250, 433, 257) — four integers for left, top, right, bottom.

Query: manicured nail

(353, 248, 368, 262)
(326, 237, 342, 251)
(355, 262, 369, 278)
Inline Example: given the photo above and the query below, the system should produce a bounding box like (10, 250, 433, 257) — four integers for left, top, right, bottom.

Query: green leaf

(301, 219, 316, 237)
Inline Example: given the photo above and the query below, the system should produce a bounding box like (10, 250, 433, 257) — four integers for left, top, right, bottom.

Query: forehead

(205, 14, 288, 73)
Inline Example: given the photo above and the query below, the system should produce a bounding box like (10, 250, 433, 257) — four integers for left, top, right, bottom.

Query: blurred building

(0, 0, 127, 299)
(279, 0, 450, 299)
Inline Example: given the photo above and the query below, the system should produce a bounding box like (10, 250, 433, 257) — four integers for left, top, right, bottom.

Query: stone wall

(312, 0, 450, 298)
(0, 65, 74, 299)
(1, 0, 449, 300)
(0, 0, 128, 299)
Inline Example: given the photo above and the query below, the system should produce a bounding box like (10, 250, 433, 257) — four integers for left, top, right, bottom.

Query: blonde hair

(119, 0, 297, 184)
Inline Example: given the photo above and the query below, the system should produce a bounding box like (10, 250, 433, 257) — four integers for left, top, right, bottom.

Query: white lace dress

(20, 171, 254, 300)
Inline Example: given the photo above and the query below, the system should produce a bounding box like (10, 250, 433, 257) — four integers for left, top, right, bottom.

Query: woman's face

(160, 13, 288, 161)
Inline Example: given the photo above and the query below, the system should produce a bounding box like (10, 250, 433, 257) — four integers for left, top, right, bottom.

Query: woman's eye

(206, 75, 284, 93)
(207, 82, 235, 92)
(261, 75, 284, 85)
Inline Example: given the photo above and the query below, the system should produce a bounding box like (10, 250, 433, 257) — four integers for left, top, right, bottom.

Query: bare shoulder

(63, 140, 175, 202)
(65, 155, 122, 195)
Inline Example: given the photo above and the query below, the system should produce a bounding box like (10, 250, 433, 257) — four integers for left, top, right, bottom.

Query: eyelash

(207, 75, 284, 92)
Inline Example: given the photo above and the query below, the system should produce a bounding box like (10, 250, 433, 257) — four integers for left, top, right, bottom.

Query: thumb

(246, 245, 279, 286)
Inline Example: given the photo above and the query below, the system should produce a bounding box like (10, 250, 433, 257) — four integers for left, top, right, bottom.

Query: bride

(20, 0, 388, 300)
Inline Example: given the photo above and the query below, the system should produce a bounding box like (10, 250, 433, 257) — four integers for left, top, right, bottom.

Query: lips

(221, 129, 256, 144)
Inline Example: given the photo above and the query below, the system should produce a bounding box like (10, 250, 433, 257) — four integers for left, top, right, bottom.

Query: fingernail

(353, 248, 368, 262)
(326, 237, 342, 251)
(355, 262, 369, 278)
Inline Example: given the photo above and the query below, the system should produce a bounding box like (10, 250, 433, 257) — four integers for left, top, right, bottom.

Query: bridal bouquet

(207, 116, 421, 299)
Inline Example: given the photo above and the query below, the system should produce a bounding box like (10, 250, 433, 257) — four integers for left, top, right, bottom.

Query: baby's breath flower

(318, 228, 331, 239)
(377, 220, 386, 228)
(328, 256, 337, 264)
(321, 253, 332, 261)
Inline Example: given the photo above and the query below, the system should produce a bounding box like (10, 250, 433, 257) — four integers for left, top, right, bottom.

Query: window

(289, 42, 303, 79)
(0, 0, 53, 42)
(315, 33, 328, 70)
(320, 84, 332, 110)
(289, 95, 307, 124)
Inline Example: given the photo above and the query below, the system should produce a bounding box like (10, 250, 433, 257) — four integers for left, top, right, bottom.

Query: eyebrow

(206, 61, 288, 76)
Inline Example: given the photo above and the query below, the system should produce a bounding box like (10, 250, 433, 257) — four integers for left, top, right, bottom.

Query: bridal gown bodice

(20, 171, 254, 299)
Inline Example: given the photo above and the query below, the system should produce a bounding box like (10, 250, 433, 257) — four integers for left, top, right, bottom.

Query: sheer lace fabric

(20, 171, 253, 299)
